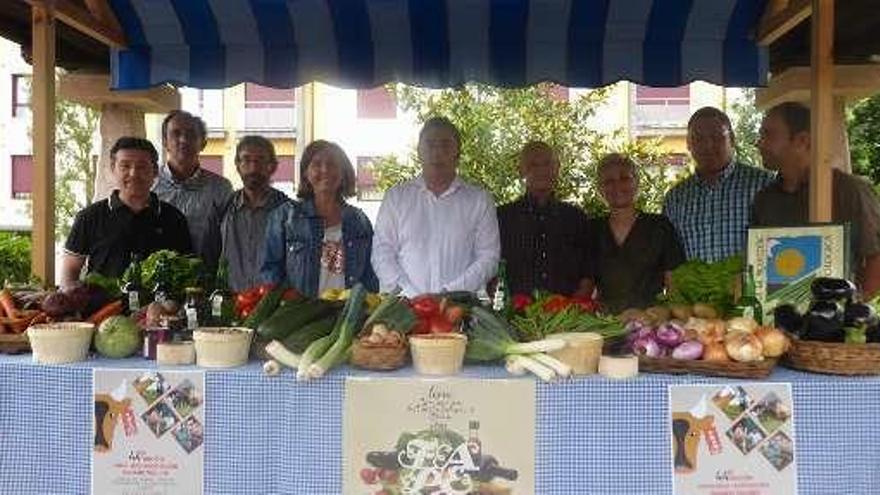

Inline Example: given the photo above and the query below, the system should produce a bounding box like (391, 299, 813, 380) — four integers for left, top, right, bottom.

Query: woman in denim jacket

(260, 140, 379, 296)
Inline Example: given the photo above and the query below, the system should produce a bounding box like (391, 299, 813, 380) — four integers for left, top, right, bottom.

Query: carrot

(29, 311, 47, 325)
(0, 289, 17, 319)
(87, 300, 124, 325)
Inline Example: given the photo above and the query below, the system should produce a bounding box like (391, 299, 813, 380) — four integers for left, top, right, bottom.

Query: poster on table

(669, 383, 797, 495)
(747, 224, 848, 323)
(92, 369, 205, 495)
(344, 377, 535, 495)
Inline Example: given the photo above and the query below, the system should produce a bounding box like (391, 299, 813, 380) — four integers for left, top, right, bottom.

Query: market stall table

(1, 354, 879, 495)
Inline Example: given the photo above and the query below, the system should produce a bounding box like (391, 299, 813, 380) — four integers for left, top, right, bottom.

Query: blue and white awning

(109, 0, 768, 90)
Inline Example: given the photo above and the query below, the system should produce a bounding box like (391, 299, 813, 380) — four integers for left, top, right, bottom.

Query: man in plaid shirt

(663, 107, 774, 262)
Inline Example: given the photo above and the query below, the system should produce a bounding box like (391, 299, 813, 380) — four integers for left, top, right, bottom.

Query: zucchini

(280, 314, 338, 354)
(256, 299, 342, 340)
(242, 286, 285, 330)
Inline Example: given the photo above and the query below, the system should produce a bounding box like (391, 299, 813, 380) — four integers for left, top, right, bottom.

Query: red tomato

(571, 296, 597, 313)
(410, 319, 431, 335)
(359, 468, 378, 485)
(236, 292, 260, 307)
(542, 295, 570, 314)
(429, 315, 454, 334)
(281, 288, 301, 302)
(511, 293, 533, 312)
(444, 304, 465, 325)
(257, 283, 275, 297)
(411, 296, 441, 319)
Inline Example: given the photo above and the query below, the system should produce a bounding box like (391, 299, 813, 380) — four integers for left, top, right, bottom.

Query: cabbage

(95, 316, 142, 358)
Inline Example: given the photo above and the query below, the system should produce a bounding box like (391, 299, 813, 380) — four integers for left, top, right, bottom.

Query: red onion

(671, 340, 704, 360)
(655, 322, 685, 347)
(631, 336, 661, 358)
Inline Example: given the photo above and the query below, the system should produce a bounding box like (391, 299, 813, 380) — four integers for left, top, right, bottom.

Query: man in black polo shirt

(497, 141, 593, 297)
(61, 137, 192, 286)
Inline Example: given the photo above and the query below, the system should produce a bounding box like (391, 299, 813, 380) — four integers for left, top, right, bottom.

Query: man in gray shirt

(153, 110, 232, 271)
(220, 136, 288, 291)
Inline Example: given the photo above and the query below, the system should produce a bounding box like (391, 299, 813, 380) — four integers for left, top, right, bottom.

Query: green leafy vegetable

(663, 255, 742, 313)
(82, 272, 122, 299)
(124, 250, 203, 296)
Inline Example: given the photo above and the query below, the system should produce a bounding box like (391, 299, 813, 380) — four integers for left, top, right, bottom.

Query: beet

(41, 291, 74, 318)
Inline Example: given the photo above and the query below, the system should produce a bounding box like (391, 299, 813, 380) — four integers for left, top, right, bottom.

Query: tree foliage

(729, 88, 762, 168)
(848, 93, 880, 184)
(372, 83, 683, 215)
(54, 97, 100, 238)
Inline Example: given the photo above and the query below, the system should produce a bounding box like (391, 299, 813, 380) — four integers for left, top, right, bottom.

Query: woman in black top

(589, 153, 685, 313)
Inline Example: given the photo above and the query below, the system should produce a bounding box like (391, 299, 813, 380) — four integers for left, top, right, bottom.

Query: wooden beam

(810, 0, 834, 223)
(60, 73, 179, 113)
(31, 4, 56, 286)
(758, 0, 811, 46)
(755, 64, 880, 109)
(24, 0, 126, 48)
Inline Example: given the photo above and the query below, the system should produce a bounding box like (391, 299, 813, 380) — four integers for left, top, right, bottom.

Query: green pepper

(845, 327, 867, 344)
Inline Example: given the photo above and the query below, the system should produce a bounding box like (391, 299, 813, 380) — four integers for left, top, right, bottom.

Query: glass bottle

(209, 260, 235, 326)
(736, 265, 763, 324)
(492, 260, 510, 315)
(152, 259, 171, 305)
(122, 252, 145, 314)
(467, 420, 482, 465)
(184, 287, 205, 331)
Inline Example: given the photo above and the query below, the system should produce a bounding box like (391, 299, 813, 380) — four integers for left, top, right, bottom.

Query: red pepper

(281, 288, 301, 302)
(571, 296, 597, 313)
(410, 318, 431, 335)
(429, 315, 454, 334)
(410, 295, 441, 319)
(256, 283, 275, 297)
(511, 293, 533, 312)
(542, 295, 570, 314)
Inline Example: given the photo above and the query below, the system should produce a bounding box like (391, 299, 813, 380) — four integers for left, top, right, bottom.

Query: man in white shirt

(372, 117, 500, 296)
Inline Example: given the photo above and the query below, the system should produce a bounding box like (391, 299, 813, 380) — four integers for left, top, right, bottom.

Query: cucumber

(280, 315, 338, 354)
(256, 299, 342, 340)
(242, 286, 285, 330)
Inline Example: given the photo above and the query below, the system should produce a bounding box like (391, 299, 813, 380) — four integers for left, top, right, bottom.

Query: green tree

(54, 98, 100, 238)
(848, 93, 880, 184)
(373, 83, 681, 215)
(729, 88, 763, 168)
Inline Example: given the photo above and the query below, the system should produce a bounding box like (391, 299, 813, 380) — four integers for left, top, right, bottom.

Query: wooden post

(31, 4, 56, 286)
(809, 0, 833, 222)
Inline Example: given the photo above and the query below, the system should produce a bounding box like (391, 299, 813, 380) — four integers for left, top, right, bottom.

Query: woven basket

(782, 332, 880, 375)
(350, 340, 409, 370)
(409, 333, 467, 376)
(27, 322, 95, 364)
(639, 356, 777, 379)
(193, 327, 253, 368)
(0, 333, 30, 354)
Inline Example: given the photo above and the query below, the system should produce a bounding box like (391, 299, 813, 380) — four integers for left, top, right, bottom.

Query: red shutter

(11, 155, 32, 198)
(635, 85, 690, 105)
(274, 155, 295, 182)
(245, 83, 295, 108)
(200, 155, 224, 177)
(357, 87, 396, 119)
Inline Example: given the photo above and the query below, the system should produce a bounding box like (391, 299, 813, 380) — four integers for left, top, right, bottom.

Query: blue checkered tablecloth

(2, 354, 880, 495)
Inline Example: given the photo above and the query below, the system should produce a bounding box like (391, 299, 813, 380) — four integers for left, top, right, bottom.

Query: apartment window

(200, 155, 224, 177)
(11, 155, 32, 198)
(12, 74, 31, 117)
(356, 156, 383, 201)
(274, 155, 295, 183)
(244, 83, 295, 131)
(357, 87, 396, 119)
(635, 85, 690, 106)
(180, 88, 224, 130)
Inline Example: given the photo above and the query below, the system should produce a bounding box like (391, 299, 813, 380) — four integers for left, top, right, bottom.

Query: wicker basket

(350, 340, 409, 370)
(193, 327, 253, 368)
(782, 333, 880, 375)
(409, 333, 467, 376)
(0, 333, 30, 354)
(27, 322, 95, 364)
(638, 356, 778, 379)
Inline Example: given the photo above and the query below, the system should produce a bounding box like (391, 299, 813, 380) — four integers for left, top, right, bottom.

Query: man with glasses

(662, 107, 774, 261)
(61, 137, 192, 285)
(153, 110, 233, 272)
(219, 136, 288, 291)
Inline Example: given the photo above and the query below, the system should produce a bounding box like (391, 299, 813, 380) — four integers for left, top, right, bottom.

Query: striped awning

(109, 0, 768, 90)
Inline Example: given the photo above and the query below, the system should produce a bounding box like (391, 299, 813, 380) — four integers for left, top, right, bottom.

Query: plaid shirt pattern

(663, 162, 774, 262)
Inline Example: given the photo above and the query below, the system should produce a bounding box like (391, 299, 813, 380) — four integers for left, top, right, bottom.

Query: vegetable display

(124, 250, 203, 299)
(508, 292, 622, 342)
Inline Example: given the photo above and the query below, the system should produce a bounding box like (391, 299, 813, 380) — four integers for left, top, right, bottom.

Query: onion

(655, 322, 685, 347)
(724, 331, 764, 362)
(631, 336, 661, 358)
(671, 340, 704, 360)
(727, 317, 758, 334)
(626, 325, 655, 347)
(702, 342, 730, 362)
(754, 326, 790, 357)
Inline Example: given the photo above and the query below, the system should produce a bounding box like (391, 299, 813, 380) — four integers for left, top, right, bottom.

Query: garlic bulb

(724, 331, 764, 362)
(754, 326, 790, 357)
(726, 317, 758, 334)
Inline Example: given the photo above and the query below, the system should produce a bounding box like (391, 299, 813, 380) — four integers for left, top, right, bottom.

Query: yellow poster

(670, 383, 797, 495)
(344, 377, 535, 495)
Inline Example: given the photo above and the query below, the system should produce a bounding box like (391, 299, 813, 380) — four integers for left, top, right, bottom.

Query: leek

(308, 284, 367, 379)
(506, 355, 556, 382)
(466, 306, 567, 362)
(529, 353, 571, 378)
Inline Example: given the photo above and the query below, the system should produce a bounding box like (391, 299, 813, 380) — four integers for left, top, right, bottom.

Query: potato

(669, 304, 693, 321)
(645, 306, 672, 323)
(692, 303, 719, 319)
(619, 308, 647, 323)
